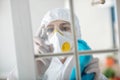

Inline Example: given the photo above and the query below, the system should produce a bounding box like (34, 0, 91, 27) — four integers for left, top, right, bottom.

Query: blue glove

(70, 39, 94, 80)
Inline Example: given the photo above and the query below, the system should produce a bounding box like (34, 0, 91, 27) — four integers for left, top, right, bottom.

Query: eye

(63, 26, 70, 31)
(48, 27, 54, 32)
(60, 25, 71, 32)
(46, 25, 54, 34)
(59, 22, 71, 32)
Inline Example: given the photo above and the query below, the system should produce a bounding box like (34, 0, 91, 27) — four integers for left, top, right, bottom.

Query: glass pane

(72, 0, 120, 79)
(73, 0, 114, 50)
(29, 0, 77, 79)
(35, 56, 76, 80)
(94, 53, 120, 79)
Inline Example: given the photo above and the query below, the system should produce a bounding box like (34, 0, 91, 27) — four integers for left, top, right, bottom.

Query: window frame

(10, 0, 120, 80)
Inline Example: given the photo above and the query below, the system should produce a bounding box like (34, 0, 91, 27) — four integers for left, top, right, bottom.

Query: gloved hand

(34, 37, 53, 79)
(85, 58, 100, 80)
(34, 37, 54, 54)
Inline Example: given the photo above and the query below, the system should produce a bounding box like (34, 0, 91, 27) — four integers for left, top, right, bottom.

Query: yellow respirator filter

(62, 42, 71, 52)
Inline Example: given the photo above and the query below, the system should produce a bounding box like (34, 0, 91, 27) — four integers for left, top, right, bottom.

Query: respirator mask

(47, 26, 73, 59)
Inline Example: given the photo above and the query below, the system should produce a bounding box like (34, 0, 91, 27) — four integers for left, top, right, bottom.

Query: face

(45, 20, 73, 62)
(46, 20, 71, 36)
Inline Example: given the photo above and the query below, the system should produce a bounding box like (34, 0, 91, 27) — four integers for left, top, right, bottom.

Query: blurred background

(0, 0, 120, 79)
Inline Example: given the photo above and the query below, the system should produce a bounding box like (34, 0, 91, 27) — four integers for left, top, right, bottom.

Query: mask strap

(54, 29, 64, 36)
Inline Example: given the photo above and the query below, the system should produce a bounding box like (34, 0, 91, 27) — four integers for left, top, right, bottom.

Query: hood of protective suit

(35, 8, 81, 40)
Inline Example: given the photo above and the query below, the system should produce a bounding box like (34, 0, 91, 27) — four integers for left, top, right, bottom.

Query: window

(10, 0, 120, 79)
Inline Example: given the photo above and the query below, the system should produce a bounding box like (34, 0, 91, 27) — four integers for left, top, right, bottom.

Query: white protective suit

(35, 8, 79, 80)
(7, 8, 108, 80)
